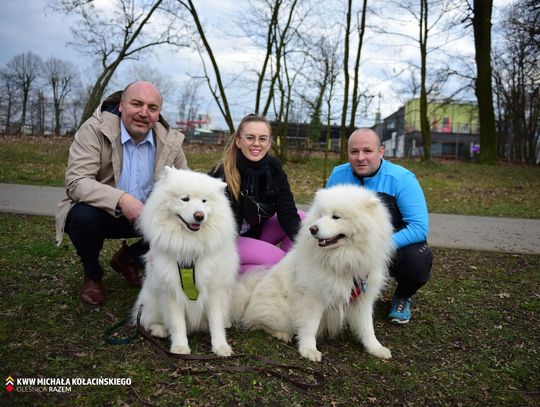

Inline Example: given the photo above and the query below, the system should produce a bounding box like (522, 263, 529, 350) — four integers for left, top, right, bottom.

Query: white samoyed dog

(231, 185, 395, 362)
(132, 167, 239, 356)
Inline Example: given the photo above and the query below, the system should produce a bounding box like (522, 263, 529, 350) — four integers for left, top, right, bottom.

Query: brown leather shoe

(80, 278, 105, 305)
(109, 241, 142, 287)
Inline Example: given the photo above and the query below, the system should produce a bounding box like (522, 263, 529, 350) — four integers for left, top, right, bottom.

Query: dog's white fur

(231, 185, 395, 361)
(132, 167, 239, 356)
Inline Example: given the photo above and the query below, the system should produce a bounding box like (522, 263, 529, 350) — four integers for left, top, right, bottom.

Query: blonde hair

(220, 114, 271, 201)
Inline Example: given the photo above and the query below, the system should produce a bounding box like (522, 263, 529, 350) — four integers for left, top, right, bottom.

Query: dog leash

(103, 264, 198, 344)
(135, 305, 326, 390)
(103, 315, 139, 345)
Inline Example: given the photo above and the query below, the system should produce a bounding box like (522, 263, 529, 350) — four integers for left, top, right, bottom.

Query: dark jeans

(389, 242, 433, 298)
(65, 203, 148, 282)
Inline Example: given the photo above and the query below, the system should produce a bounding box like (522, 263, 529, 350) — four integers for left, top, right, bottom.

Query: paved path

(1, 183, 539, 254)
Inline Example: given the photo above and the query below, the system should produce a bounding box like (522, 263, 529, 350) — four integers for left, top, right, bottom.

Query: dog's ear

(162, 165, 173, 179)
(218, 181, 227, 193)
(366, 196, 381, 209)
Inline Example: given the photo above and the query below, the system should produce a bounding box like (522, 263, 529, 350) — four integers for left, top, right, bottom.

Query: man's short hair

(120, 81, 163, 106)
(348, 127, 382, 148)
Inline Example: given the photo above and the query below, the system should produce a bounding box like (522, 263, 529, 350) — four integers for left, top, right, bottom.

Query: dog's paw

(299, 346, 322, 362)
(270, 330, 293, 343)
(149, 324, 168, 338)
(170, 344, 191, 355)
(368, 345, 392, 360)
(213, 343, 233, 357)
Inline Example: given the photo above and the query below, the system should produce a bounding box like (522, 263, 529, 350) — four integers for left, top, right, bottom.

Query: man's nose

(139, 106, 148, 117)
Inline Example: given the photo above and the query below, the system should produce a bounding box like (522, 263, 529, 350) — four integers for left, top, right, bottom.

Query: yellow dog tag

(179, 266, 198, 300)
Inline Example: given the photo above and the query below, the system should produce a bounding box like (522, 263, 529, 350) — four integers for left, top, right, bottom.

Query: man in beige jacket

(55, 81, 188, 305)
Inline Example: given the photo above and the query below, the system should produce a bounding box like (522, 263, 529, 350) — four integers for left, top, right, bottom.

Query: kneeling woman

(210, 113, 303, 273)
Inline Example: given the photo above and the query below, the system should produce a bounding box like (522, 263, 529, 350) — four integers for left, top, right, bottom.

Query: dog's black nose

(309, 225, 318, 235)
(194, 211, 205, 222)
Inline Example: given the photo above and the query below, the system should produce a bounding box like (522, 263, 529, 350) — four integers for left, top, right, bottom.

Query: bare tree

(374, 0, 461, 161)
(235, 0, 304, 121)
(178, 0, 307, 140)
(472, 0, 497, 164)
(319, 37, 341, 184)
(336, 0, 373, 160)
(43, 57, 79, 135)
(255, 0, 299, 118)
(5, 51, 43, 133)
(66, 84, 92, 134)
(418, 0, 432, 161)
(34, 89, 47, 135)
(0, 69, 17, 134)
(302, 37, 337, 153)
(339, 0, 353, 160)
(271, 39, 308, 163)
(493, 0, 540, 164)
(252, 0, 282, 115)
(52, 0, 188, 126)
(177, 0, 235, 134)
(177, 78, 202, 131)
(347, 0, 369, 140)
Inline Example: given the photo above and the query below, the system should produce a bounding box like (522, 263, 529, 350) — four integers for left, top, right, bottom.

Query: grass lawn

(1, 135, 539, 218)
(0, 135, 539, 405)
(1, 214, 538, 405)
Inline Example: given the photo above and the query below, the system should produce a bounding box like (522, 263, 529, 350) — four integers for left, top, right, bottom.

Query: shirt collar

(120, 120, 155, 146)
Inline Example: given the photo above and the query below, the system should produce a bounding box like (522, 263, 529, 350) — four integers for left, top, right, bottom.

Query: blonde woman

(210, 114, 303, 273)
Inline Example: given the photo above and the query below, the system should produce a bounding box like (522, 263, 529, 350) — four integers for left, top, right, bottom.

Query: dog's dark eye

(332, 215, 341, 220)
(202, 199, 207, 203)
(181, 197, 190, 202)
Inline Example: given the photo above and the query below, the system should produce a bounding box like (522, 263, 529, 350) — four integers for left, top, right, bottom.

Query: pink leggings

(238, 211, 304, 274)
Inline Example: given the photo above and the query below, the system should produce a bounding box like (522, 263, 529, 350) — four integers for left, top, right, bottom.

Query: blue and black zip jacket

(326, 159, 429, 249)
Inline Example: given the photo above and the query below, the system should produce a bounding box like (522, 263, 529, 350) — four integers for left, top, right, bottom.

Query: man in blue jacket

(326, 128, 433, 324)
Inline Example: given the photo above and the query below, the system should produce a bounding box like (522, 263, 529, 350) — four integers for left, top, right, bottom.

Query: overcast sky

(0, 0, 514, 130)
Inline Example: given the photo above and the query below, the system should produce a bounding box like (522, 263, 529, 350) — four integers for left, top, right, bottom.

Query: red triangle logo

(6, 383, 14, 392)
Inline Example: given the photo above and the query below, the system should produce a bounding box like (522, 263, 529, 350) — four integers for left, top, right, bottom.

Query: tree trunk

(54, 99, 61, 136)
(419, 0, 431, 161)
(339, 0, 352, 161)
(5, 94, 12, 134)
(348, 0, 368, 135)
(254, 0, 281, 114)
(261, 0, 297, 118)
(183, 0, 234, 134)
(473, 0, 497, 164)
(79, 64, 119, 126)
(20, 85, 30, 133)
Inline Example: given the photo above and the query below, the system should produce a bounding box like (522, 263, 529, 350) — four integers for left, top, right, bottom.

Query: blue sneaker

(388, 296, 412, 324)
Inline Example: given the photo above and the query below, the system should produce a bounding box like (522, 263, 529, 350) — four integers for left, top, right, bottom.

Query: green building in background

(378, 98, 480, 159)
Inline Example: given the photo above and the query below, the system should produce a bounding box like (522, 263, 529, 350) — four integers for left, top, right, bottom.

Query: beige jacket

(55, 93, 187, 245)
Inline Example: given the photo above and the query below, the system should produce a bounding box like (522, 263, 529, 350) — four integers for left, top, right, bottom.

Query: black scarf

(236, 151, 272, 199)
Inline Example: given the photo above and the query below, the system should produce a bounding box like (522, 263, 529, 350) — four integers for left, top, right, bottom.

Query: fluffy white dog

(132, 167, 239, 356)
(231, 185, 395, 362)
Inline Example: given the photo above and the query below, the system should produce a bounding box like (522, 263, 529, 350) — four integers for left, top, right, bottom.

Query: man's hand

(117, 193, 144, 222)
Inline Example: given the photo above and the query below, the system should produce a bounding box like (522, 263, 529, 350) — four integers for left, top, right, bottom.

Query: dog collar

(350, 277, 367, 303)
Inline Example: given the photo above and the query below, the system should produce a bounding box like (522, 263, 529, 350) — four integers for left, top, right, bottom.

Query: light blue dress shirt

(117, 121, 156, 203)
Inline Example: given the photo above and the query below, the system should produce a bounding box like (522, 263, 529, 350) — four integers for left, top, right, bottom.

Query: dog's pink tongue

(190, 223, 201, 231)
